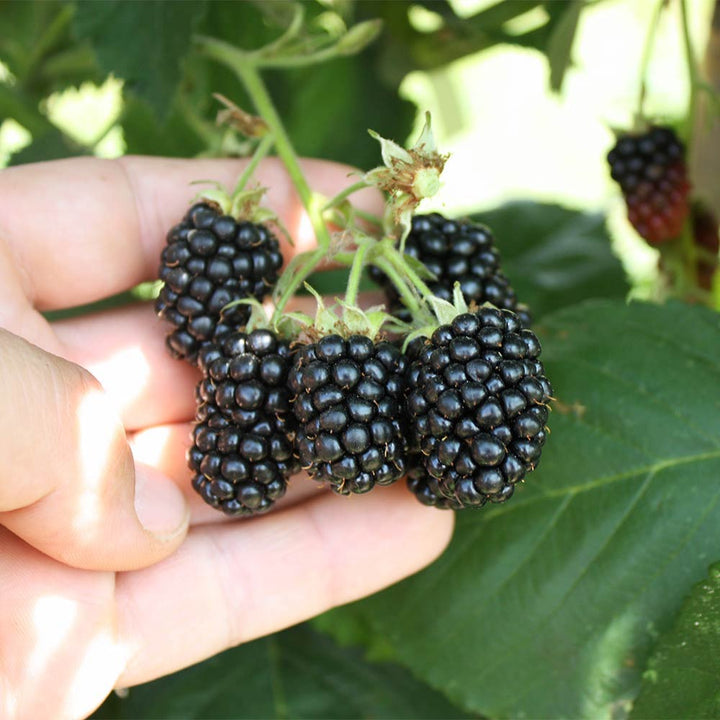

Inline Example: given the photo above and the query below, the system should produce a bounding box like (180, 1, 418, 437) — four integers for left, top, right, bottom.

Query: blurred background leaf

(91, 624, 475, 719)
(473, 202, 629, 319)
(73, 0, 207, 119)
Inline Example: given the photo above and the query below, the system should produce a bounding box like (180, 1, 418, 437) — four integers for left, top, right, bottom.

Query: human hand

(0, 156, 454, 720)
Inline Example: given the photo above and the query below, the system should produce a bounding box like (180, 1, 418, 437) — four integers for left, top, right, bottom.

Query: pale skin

(0, 156, 455, 720)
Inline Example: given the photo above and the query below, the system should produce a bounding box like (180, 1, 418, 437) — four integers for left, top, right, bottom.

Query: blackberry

(188, 329, 299, 516)
(405, 308, 552, 508)
(607, 125, 691, 245)
(370, 213, 531, 327)
(406, 462, 463, 510)
(289, 334, 408, 494)
(155, 202, 284, 364)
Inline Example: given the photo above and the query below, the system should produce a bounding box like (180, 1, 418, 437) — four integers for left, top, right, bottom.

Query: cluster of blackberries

(156, 204, 552, 514)
(607, 125, 690, 246)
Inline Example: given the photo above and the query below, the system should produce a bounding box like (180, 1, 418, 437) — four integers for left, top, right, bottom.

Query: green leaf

(121, 95, 207, 158)
(472, 202, 628, 319)
(91, 624, 473, 719)
(631, 563, 720, 719)
(323, 299, 720, 718)
(272, 53, 415, 168)
(73, 0, 207, 117)
(8, 126, 85, 165)
(545, 0, 583, 92)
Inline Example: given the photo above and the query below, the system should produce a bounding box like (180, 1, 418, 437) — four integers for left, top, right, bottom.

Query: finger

(51, 290, 389, 430)
(0, 329, 189, 571)
(55, 302, 200, 431)
(130, 422, 330, 525)
(115, 484, 455, 687)
(0, 526, 119, 720)
(0, 156, 383, 312)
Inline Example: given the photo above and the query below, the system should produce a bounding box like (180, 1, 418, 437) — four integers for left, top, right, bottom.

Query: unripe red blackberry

(289, 334, 408, 495)
(156, 202, 284, 365)
(607, 125, 691, 245)
(405, 308, 552, 508)
(188, 329, 299, 516)
(370, 213, 531, 327)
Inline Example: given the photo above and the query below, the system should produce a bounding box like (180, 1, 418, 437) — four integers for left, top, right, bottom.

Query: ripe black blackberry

(155, 202, 284, 364)
(607, 125, 690, 245)
(188, 329, 299, 516)
(406, 462, 464, 509)
(289, 334, 408, 494)
(405, 308, 552, 508)
(370, 213, 531, 327)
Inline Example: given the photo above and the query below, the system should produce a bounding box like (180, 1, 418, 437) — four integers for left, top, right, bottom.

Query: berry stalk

(373, 256, 421, 314)
(635, 0, 666, 124)
(343, 240, 371, 308)
(198, 36, 332, 253)
(382, 243, 436, 303)
(679, 0, 700, 151)
(232, 133, 275, 196)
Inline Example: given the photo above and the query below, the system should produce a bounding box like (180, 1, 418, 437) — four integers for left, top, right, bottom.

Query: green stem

(384, 245, 435, 301)
(322, 180, 371, 211)
(334, 252, 356, 266)
(635, 0, 665, 125)
(198, 36, 332, 252)
(676, 0, 700, 297)
(679, 0, 700, 149)
(354, 207, 383, 228)
(255, 4, 305, 58)
(344, 242, 370, 307)
(233, 133, 275, 195)
(271, 247, 326, 321)
(323, 206, 383, 234)
(374, 257, 420, 313)
(255, 45, 352, 69)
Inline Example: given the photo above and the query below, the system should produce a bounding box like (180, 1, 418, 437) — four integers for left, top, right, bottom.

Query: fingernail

(134, 465, 189, 540)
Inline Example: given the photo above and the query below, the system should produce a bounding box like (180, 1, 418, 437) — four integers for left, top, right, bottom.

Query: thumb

(0, 328, 189, 571)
